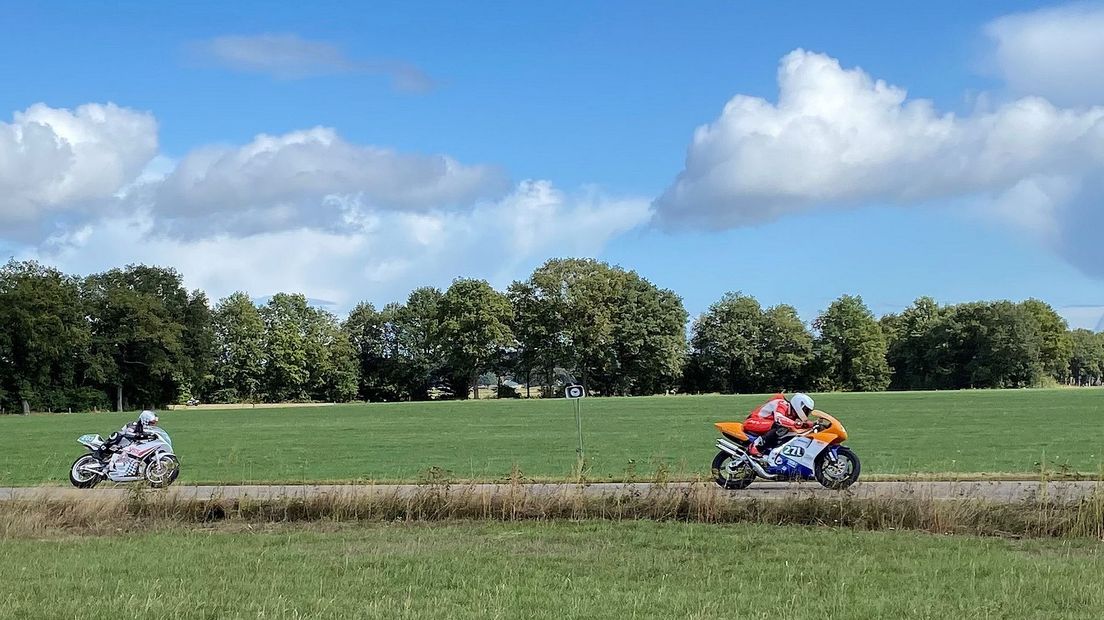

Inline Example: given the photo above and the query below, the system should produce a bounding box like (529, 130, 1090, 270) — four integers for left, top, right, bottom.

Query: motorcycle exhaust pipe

(715, 437, 744, 457)
(715, 438, 777, 479)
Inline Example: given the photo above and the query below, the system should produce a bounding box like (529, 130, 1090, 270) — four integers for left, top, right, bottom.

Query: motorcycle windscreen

(77, 434, 104, 449)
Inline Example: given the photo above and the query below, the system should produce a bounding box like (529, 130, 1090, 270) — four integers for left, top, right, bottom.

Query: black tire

(69, 455, 103, 489)
(711, 450, 756, 490)
(145, 454, 180, 488)
(814, 446, 861, 490)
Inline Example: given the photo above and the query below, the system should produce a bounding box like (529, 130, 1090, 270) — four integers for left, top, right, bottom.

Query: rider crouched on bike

(744, 393, 814, 459)
(103, 410, 159, 453)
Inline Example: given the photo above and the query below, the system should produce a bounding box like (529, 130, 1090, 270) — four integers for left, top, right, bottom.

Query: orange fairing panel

(809, 410, 848, 444)
(714, 422, 748, 441)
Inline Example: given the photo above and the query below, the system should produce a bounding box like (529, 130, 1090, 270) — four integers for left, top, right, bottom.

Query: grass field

(1, 389, 1102, 485)
(1, 520, 1102, 619)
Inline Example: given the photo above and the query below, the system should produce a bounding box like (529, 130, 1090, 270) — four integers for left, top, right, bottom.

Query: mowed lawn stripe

(1, 521, 1102, 619)
(0, 389, 1101, 485)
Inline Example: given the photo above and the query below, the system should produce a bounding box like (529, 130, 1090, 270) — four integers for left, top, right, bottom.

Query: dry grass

(3, 480, 1102, 540)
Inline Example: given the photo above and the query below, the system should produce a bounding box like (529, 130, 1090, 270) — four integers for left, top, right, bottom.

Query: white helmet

(789, 393, 814, 422)
(139, 410, 159, 426)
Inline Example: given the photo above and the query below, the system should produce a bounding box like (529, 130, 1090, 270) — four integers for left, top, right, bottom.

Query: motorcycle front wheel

(145, 454, 180, 488)
(711, 451, 756, 490)
(69, 455, 103, 489)
(814, 446, 861, 489)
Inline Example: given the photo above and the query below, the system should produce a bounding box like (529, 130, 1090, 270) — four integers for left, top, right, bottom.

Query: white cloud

(0, 103, 157, 237)
(0, 102, 647, 303)
(147, 127, 510, 237)
(985, 3, 1104, 106)
(193, 34, 435, 92)
(26, 181, 652, 311)
(654, 49, 1104, 276)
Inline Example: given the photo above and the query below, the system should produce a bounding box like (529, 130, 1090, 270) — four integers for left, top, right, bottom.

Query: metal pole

(574, 398, 584, 466)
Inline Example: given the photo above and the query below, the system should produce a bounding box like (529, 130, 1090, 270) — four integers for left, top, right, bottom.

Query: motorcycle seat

(714, 422, 749, 442)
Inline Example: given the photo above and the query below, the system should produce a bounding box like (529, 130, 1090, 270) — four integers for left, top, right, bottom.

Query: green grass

(1, 521, 1102, 619)
(1, 389, 1102, 485)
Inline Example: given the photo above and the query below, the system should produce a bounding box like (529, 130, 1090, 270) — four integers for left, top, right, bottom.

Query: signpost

(565, 383, 586, 472)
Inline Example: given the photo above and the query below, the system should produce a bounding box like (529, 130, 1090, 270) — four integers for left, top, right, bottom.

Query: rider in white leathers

(103, 410, 159, 474)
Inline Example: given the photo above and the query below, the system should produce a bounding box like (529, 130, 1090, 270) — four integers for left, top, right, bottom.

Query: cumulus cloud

(26, 181, 652, 310)
(1, 99, 649, 307)
(654, 49, 1104, 276)
(192, 34, 435, 92)
(147, 127, 510, 237)
(0, 103, 157, 237)
(985, 2, 1104, 106)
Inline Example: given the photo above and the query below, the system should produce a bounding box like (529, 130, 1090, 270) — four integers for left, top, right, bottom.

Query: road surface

(0, 480, 1099, 502)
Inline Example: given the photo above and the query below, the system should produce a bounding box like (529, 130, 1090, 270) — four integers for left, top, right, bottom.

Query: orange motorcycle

(711, 410, 860, 489)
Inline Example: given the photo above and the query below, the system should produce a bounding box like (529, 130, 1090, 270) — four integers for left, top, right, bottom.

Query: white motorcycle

(69, 428, 180, 488)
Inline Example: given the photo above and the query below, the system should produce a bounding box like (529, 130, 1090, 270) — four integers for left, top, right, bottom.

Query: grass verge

(3, 482, 1103, 540)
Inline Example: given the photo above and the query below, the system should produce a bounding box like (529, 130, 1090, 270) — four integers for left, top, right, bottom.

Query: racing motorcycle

(710, 410, 860, 490)
(68, 428, 180, 488)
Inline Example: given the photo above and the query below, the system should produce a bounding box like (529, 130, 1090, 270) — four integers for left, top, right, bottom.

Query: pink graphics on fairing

(123, 442, 160, 458)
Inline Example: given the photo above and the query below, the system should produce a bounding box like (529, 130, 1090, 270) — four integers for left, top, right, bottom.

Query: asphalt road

(0, 480, 1099, 502)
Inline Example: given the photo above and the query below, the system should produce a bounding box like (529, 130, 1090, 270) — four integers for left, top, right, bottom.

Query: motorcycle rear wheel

(814, 446, 861, 489)
(711, 451, 756, 490)
(69, 455, 103, 489)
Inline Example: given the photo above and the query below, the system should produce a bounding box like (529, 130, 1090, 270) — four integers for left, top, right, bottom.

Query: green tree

(211, 292, 266, 401)
(260, 293, 311, 401)
(438, 279, 515, 399)
(302, 306, 358, 402)
(343, 301, 405, 401)
(0, 260, 93, 413)
(506, 280, 563, 398)
(83, 265, 190, 409)
(609, 278, 688, 395)
(757, 304, 813, 391)
(527, 259, 616, 392)
(1020, 299, 1072, 382)
(973, 302, 1045, 388)
(686, 294, 812, 394)
(882, 296, 946, 390)
(1068, 329, 1104, 386)
(392, 288, 445, 400)
(687, 293, 764, 393)
(932, 302, 1044, 389)
(518, 258, 687, 396)
(180, 290, 215, 402)
(813, 295, 890, 392)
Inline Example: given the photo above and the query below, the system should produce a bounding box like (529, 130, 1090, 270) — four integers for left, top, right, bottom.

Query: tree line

(1, 258, 1101, 413)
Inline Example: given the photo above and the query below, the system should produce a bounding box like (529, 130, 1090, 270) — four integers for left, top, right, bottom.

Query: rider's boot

(747, 439, 764, 459)
(108, 453, 129, 476)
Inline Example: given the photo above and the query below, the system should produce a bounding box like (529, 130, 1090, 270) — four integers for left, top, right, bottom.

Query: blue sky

(2, 0, 1103, 330)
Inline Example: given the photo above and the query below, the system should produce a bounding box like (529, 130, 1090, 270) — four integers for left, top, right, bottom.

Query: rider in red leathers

(744, 393, 815, 459)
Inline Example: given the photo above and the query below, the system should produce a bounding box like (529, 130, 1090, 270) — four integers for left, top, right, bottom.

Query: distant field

(2, 521, 1102, 619)
(1, 389, 1102, 485)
